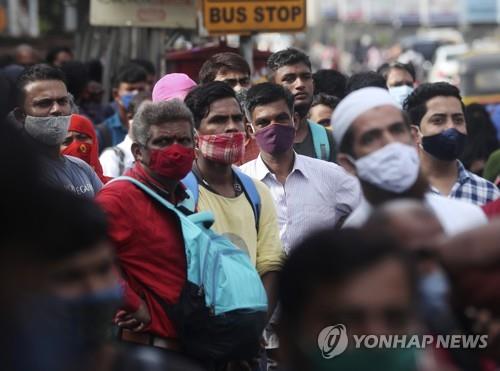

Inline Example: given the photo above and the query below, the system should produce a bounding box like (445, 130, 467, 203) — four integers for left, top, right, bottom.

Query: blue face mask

(422, 128, 467, 161)
(120, 93, 136, 110)
(14, 284, 123, 371)
(389, 85, 414, 108)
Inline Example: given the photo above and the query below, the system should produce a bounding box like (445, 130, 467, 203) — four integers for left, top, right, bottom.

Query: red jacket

(482, 198, 500, 219)
(96, 163, 187, 338)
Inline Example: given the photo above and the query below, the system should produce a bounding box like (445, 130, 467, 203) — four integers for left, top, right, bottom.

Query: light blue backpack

(110, 176, 268, 360)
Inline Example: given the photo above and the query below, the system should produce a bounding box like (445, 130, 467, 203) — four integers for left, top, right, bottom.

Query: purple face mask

(254, 123, 295, 154)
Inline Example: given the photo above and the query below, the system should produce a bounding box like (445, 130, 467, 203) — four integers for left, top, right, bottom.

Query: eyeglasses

(222, 77, 251, 88)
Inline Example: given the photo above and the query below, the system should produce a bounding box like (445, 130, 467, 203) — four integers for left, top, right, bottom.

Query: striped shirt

(240, 153, 361, 254)
(430, 161, 500, 206)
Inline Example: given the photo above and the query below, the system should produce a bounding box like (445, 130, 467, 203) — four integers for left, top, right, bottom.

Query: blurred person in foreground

(278, 228, 455, 371)
(99, 92, 152, 178)
(365, 201, 486, 371)
(268, 48, 335, 162)
(404, 82, 499, 206)
(461, 103, 499, 176)
(332, 87, 487, 234)
(0, 121, 119, 370)
(14, 64, 102, 197)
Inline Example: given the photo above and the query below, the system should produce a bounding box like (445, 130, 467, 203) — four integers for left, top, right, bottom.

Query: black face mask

(421, 128, 467, 161)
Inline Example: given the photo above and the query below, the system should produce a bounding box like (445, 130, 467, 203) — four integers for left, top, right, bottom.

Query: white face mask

(353, 142, 420, 193)
(24, 115, 71, 146)
(389, 85, 414, 108)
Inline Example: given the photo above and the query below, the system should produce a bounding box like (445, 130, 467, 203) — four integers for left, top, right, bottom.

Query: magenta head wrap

(152, 73, 197, 102)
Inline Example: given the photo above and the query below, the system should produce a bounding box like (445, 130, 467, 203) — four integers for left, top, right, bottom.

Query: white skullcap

(331, 87, 400, 147)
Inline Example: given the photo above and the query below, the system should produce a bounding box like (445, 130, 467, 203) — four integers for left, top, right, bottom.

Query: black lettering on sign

(254, 6, 264, 22)
(265, 6, 276, 22)
(210, 8, 221, 23)
(236, 7, 247, 22)
(291, 6, 301, 21)
(278, 6, 289, 21)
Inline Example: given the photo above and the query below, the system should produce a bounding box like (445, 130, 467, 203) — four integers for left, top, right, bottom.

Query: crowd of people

(1, 43, 500, 371)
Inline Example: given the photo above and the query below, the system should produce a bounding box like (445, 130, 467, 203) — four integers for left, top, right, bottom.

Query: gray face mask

(24, 115, 71, 146)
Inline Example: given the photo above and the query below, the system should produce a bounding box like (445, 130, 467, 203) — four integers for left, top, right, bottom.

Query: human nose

(49, 102, 63, 116)
(225, 117, 243, 133)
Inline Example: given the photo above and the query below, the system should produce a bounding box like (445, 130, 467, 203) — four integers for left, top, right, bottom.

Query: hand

(114, 300, 151, 332)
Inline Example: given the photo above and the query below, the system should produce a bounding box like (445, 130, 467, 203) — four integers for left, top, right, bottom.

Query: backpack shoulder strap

(308, 120, 330, 160)
(233, 167, 261, 232)
(110, 176, 179, 213)
(182, 171, 199, 205)
(111, 146, 125, 175)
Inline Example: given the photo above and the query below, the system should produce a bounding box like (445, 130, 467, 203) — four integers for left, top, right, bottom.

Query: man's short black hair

(279, 228, 417, 331)
(45, 46, 72, 65)
(267, 48, 312, 73)
(16, 63, 67, 107)
(130, 59, 156, 76)
(60, 61, 89, 101)
(378, 62, 416, 82)
(245, 82, 294, 120)
(313, 69, 347, 98)
(346, 71, 387, 94)
(184, 81, 237, 129)
(403, 82, 464, 127)
(113, 63, 148, 88)
(198, 52, 251, 84)
(311, 93, 340, 111)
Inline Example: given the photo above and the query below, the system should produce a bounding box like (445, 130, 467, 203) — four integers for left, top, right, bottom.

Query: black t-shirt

(293, 124, 336, 162)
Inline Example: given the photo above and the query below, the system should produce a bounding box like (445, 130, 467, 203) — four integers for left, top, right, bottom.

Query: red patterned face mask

(62, 141, 92, 164)
(148, 144, 195, 180)
(197, 132, 245, 165)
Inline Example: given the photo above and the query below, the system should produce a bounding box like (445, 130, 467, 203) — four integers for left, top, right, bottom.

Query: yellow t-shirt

(197, 179, 284, 275)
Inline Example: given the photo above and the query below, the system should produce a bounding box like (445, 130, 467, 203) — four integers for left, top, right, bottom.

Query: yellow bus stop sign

(203, 0, 306, 34)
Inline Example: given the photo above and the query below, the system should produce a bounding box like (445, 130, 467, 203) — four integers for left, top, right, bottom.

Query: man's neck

(39, 143, 62, 160)
(420, 149, 458, 195)
(294, 117, 309, 144)
(260, 150, 295, 184)
(196, 156, 233, 186)
(142, 165, 179, 200)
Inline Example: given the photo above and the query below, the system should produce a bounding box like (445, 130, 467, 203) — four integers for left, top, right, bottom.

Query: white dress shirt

(99, 135, 135, 178)
(343, 193, 488, 235)
(240, 153, 362, 254)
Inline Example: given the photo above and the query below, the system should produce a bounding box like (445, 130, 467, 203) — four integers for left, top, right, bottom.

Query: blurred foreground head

(279, 228, 419, 371)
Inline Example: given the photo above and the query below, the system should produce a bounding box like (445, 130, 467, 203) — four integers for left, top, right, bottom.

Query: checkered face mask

(196, 132, 245, 165)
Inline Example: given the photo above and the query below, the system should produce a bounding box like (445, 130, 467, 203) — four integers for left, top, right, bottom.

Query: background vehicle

(429, 44, 469, 84)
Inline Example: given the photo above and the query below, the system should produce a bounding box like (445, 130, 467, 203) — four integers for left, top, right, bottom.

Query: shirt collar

(254, 152, 308, 181)
(108, 112, 126, 130)
(456, 160, 471, 184)
(130, 162, 188, 203)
